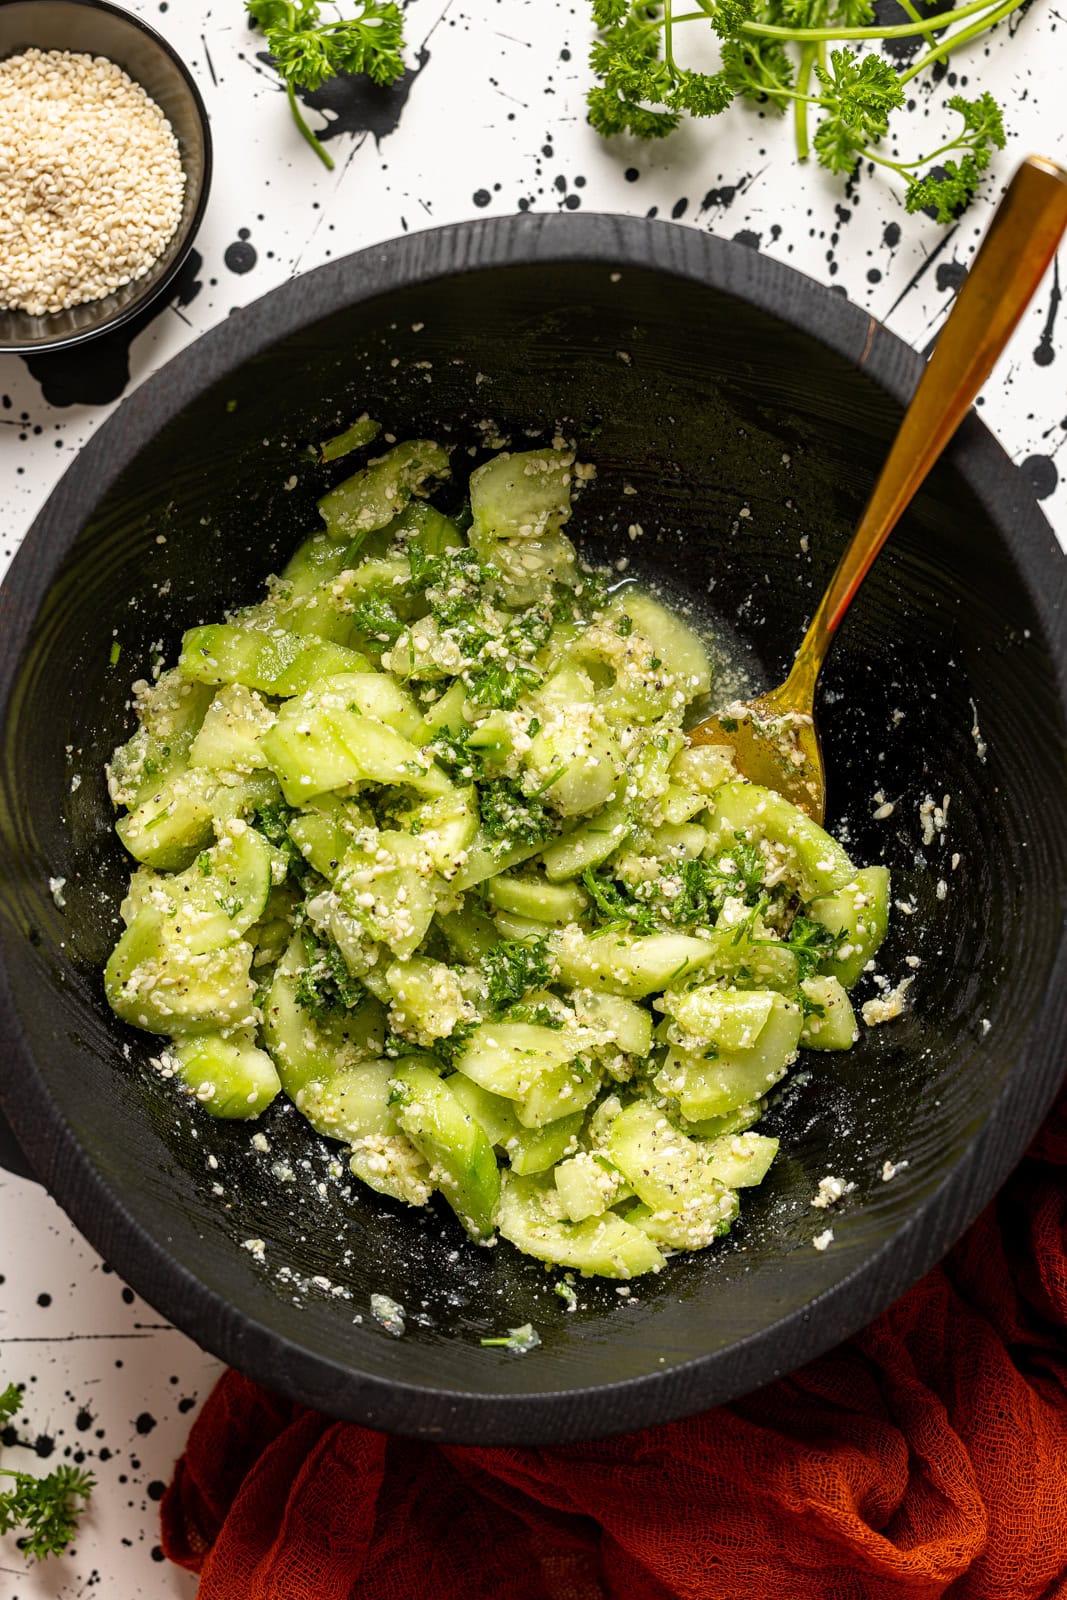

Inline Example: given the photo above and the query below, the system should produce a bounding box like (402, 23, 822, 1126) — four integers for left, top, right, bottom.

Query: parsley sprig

(247, 0, 406, 170)
(589, 0, 1012, 220)
(0, 1385, 94, 1562)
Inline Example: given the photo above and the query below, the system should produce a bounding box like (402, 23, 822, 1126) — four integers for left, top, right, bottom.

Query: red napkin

(163, 1082, 1067, 1600)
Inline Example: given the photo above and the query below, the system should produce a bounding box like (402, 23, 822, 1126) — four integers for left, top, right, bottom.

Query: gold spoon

(687, 155, 1067, 823)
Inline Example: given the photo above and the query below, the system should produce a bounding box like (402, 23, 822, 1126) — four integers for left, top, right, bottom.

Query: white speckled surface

(0, 0, 1064, 1591)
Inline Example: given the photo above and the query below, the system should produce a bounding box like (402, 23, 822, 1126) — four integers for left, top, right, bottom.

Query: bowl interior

(0, 0, 210, 353)
(1, 249, 1065, 1441)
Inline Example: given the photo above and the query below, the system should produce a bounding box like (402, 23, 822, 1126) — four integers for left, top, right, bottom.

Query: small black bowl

(0, 0, 212, 354)
(0, 216, 1065, 1444)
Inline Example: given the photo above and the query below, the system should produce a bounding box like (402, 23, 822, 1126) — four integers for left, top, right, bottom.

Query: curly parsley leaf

(904, 94, 1006, 221)
(465, 657, 542, 711)
(586, 0, 1007, 220)
(430, 725, 484, 783)
(812, 48, 904, 173)
(254, 801, 315, 888)
(0, 1385, 21, 1428)
(0, 1388, 94, 1561)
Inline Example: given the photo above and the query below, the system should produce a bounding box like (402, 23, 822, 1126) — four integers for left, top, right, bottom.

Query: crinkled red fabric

(162, 1082, 1067, 1600)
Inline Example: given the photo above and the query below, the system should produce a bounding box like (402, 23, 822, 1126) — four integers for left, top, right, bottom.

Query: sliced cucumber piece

(538, 798, 631, 882)
(516, 1057, 600, 1129)
(807, 866, 891, 990)
(700, 1130, 779, 1188)
(453, 1020, 577, 1100)
(498, 1174, 664, 1277)
(172, 1034, 280, 1119)
(505, 1111, 585, 1176)
(551, 926, 718, 1000)
(658, 987, 777, 1053)
(448, 1074, 521, 1147)
(262, 677, 450, 805)
(608, 589, 712, 696)
(486, 873, 589, 924)
(469, 448, 572, 543)
(318, 440, 451, 542)
(122, 824, 273, 955)
(572, 990, 653, 1058)
(105, 917, 256, 1036)
(706, 782, 855, 900)
(391, 1060, 500, 1238)
(179, 625, 370, 697)
(385, 957, 470, 1046)
(334, 829, 439, 960)
(799, 975, 858, 1049)
(189, 684, 276, 773)
(654, 992, 802, 1121)
(554, 1151, 627, 1221)
(262, 936, 372, 1096)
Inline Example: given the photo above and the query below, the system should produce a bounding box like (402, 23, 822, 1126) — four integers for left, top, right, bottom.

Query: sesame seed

(0, 50, 186, 316)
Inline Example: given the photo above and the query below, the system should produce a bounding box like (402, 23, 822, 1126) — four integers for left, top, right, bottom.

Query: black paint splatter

(935, 260, 967, 293)
(700, 179, 744, 212)
(1020, 454, 1057, 500)
(135, 1411, 157, 1435)
(883, 222, 902, 249)
(281, 45, 430, 152)
(875, 0, 956, 60)
(732, 229, 762, 249)
(224, 229, 258, 275)
(21, 249, 203, 408)
(1034, 258, 1060, 368)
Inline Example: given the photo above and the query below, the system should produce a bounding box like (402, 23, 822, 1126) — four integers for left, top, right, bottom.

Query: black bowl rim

(0, 0, 213, 355)
(1, 213, 1066, 1444)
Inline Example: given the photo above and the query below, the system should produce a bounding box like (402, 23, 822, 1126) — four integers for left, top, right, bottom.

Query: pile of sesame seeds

(0, 48, 186, 317)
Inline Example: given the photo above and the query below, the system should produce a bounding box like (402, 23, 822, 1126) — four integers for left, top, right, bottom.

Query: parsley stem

(664, 0, 677, 71)
(737, 0, 1008, 42)
(286, 79, 335, 170)
(861, 129, 977, 175)
(896, 0, 1022, 83)
(794, 42, 817, 162)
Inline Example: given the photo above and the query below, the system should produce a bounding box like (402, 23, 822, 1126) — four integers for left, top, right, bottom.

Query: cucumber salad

(104, 434, 890, 1280)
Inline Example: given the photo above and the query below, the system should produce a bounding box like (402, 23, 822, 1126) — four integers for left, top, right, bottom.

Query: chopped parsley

(767, 916, 844, 982)
(430, 726, 483, 783)
(478, 777, 557, 849)
(254, 801, 313, 887)
(481, 936, 553, 1010)
(294, 935, 365, 1019)
(502, 1001, 564, 1028)
(664, 841, 767, 928)
(465, 656, 542, 711)
(582, 868, 658, 934)
(349, 593, 404, 644)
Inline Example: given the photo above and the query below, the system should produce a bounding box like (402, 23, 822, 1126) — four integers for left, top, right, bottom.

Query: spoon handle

(779, 155, 1067, 711)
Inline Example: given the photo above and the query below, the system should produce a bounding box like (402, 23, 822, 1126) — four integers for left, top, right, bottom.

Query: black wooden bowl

(1, 216, 1065, 1444)
(0, 0, 211, 354)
